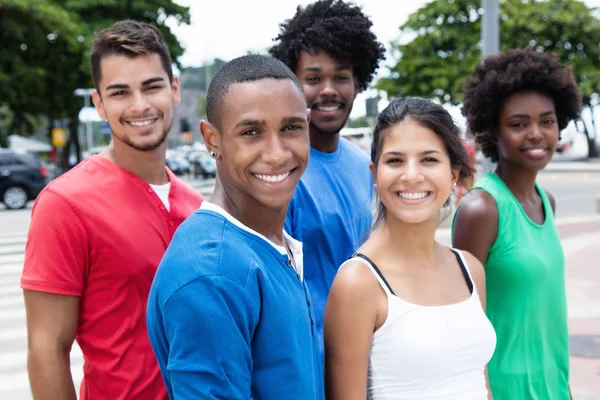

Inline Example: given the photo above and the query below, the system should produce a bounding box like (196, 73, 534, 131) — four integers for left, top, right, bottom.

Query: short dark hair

(269, 0, 385, 92)
(90, 20, 173, 90)
(206, 55, 304, 130)
(371, 97, 475, 228)
(462, 47, 582, 162)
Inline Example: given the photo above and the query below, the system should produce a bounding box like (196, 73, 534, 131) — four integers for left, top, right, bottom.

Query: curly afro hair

(269, 0, 386, 92)
(461, 47, 581, 162)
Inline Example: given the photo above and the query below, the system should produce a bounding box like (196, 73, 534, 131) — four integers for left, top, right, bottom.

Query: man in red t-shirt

(21, 20, 203, 400)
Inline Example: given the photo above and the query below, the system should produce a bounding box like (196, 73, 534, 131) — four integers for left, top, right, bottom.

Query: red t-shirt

(21, 155, 203, 400)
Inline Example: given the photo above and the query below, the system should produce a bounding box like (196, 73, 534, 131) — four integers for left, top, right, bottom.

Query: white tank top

(342, 248, 496, 400)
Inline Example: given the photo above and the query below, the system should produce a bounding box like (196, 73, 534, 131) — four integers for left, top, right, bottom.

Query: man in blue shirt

(146, 55, 324, 400)
(270, 0, 387, 354)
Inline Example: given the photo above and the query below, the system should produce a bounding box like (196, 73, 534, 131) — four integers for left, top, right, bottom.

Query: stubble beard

(111, 117, 172, 152)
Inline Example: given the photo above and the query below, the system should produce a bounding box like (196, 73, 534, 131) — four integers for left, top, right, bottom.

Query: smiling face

(374, 118, 458, 225)
(204, 78, 310, 212)
(92, 53, 180, 152)
(295, 50, 358, 135)
(497, 90, 559, 171)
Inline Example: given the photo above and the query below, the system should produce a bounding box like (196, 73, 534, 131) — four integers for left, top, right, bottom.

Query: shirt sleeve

(162, 275, 259, 399)
(21, 189, 89, 296)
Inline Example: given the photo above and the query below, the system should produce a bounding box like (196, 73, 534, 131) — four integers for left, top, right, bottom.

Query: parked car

(188, 151, 217, 179)
(0, 150, 49, 209)
(165, 150, 191, 176)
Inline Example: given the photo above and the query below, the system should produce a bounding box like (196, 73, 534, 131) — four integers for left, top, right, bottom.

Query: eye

(422, 157, 439, 163)
(509, 122, 525, 128)
(305, 76, 319, 83)
(241, 129, 258, 136)
(542, 119, 556, 125)
(385, 157, 402, 164)
(111, 91, 126, 97)
(146, 85, 162, 91)
(283, 125, 301, 132)
(336, 76, 350, 81)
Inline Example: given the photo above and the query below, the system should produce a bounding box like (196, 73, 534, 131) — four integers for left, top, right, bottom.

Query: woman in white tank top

(323, 97, 497, 400)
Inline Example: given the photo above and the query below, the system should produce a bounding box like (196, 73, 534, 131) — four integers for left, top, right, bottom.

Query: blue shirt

(147, 202, 324, 400)
(285, 138, 373, 354)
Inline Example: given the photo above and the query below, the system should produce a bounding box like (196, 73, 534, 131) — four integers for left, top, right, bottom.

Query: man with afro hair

(452, 47, 581, 399)
(270, 0, 386, 357)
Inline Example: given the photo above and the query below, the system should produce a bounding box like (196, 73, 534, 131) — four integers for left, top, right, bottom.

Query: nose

(319, 78, 338, 98)
(400, 159, 424, 182)
(262, 132, 289, 165)
(129, 91, 151, 114)
(527, 123, 544, 142)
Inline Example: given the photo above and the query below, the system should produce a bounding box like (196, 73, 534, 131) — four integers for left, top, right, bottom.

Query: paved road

(0, 172, 598, 399)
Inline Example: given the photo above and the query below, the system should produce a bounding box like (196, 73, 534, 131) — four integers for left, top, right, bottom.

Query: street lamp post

(482, 0, 499, 56)
(481, 0, 499, 172)
(74, 88, 96, 154)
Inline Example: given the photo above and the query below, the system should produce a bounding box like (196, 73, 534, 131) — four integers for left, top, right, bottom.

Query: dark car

(189, 151, 217, 179)
(0, 150, 49, 209)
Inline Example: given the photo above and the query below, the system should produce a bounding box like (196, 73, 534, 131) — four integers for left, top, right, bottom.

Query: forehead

(501, 90, 556, 117)
(98, 53, 168, 91)
(219, 79, 307, 129)
(382, 119, 447, 153)
(296, 50, 353, 74)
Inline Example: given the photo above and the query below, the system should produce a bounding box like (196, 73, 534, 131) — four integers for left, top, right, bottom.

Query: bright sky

(169, 0, 600, 117)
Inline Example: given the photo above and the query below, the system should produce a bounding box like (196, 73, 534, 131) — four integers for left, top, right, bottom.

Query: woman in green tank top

(451, 48, 582, 399)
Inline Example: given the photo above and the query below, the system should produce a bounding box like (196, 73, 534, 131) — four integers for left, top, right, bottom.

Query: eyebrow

(509, 111, 556, 119)
(383, 150, 443, 156)
(234, 119, 265, 129)
(302, 65, 352, 73)
(104, 77, 165, 92)
(281, 116, 306, 125)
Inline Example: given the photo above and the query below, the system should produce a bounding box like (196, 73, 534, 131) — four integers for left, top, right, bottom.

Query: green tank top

(453, 172, 570, 399)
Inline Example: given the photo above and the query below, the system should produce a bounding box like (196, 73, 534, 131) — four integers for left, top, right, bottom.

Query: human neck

(309, 126, 340, 153)
(102, 141, 168, 185)
(371, 215, 439, 265)
(209, 180, 287, 246)
(495, 161, 539, 201)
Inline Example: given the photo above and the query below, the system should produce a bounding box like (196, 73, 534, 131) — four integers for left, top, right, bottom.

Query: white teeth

(254, 171, 291, 183)
(528, 149, 545, 154)
(129, 119, 155, 127)
(317, 105, 340, 112)
(398, 192, 429, 200)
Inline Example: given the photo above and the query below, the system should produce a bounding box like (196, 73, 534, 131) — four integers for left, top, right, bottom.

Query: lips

(127, 119, 157, 127)
(252, 170, 292, 183)
(313, 102, 344, 112)
(522, 147, 549, 158)
(396, 191, 431, 200)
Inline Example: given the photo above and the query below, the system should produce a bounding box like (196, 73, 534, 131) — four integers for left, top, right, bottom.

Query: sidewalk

(437, 215, 600, 399)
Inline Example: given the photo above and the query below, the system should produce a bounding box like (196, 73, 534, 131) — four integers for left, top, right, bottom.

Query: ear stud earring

(209, 151, 217, 159)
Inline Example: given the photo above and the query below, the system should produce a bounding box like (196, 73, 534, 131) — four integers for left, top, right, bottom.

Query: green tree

(0, 0, 85, 147)
(0, 0, 191, 168)
(377, 0, 600, 157)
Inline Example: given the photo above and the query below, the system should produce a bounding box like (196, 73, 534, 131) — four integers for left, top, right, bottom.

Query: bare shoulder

(330, 258, 382, 301)
(454, 188, 498, 225)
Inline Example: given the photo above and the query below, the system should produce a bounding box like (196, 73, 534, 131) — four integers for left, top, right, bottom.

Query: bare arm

(324, 260, 382, 400)
(452, 189, 499, 267)
(24, 290, 79, 400)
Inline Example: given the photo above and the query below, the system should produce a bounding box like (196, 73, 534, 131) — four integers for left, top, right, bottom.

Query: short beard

(110, 118, 172, 152)
(309, 118, 348, 135)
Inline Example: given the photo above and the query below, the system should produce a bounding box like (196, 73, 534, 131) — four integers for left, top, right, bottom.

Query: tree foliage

(377, 0, 600, 156)
(0, 0, 190, 164)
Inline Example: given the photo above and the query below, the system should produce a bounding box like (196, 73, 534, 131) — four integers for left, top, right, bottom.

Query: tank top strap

(349, 253, 396, 296)
(449, 248, 475, 295)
